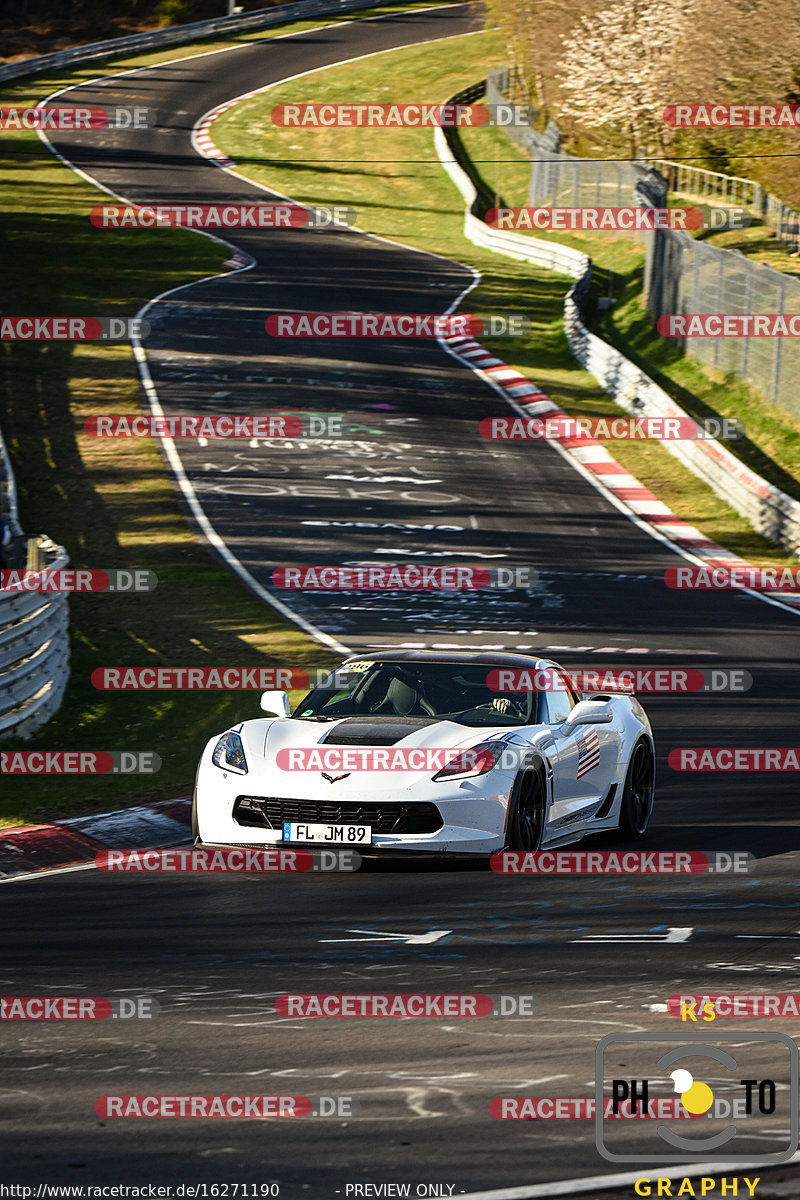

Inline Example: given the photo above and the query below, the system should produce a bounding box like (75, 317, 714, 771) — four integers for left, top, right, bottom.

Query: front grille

(233, 796, 443, 835)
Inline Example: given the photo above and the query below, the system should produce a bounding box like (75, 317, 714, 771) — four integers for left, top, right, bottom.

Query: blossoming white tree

(556, 0, 688, 155)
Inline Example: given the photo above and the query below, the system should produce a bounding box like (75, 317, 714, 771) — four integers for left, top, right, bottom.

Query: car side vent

(595, 783, 618, 819)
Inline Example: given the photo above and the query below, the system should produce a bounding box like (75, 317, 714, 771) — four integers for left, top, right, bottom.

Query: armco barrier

(0, 427, 69, 739)
(435, 83, 800, 559)
(0, 426, 70, 738)
(0, 536, 70, 739)
(0, 0, 410, 83)
(0, 426, 23, 545)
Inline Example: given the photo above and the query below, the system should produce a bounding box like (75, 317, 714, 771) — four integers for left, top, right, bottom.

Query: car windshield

(293, 661, 538, 726)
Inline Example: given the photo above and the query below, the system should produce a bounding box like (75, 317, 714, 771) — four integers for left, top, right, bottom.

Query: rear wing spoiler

(579, 684, 636, 700)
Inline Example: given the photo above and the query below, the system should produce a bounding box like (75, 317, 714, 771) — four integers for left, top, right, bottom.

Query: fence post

(772, 278, 786, 404)
(741, 261, 754, 378)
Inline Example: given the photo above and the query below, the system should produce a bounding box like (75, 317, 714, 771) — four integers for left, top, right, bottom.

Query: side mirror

(260, 689, 291, 716)
(560, 699, 613, 732)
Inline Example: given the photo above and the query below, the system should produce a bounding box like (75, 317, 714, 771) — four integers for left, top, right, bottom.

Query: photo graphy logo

(595, 1032, 798, 1164)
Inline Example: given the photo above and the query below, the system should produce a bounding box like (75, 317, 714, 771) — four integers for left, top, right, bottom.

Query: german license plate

(282, 821, 372, 845)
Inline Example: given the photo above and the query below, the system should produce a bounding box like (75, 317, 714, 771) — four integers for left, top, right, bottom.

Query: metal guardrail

(435, 83, 800, 559)
(764, 194, 800, 254)
(648, 159, 763, 212)
(0, 346, 71, 737)
(0, 0, 403, 83)
(649, 158, 800, 252)
(0, 427, 22, 541)
(0, 537, 71, 739)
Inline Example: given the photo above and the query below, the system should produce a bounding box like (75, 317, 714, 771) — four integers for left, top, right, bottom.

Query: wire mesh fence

(486, 66, 800, 415)
(486, 67, 660, 216)
(642, 224, 800, 413)
(650, 158, 800, 253)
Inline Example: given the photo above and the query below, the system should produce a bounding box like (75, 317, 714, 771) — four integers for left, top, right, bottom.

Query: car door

(540, 672, 612, 831)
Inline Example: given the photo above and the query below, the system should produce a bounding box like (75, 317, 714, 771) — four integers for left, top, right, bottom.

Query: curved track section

(37, 2, 795, 657)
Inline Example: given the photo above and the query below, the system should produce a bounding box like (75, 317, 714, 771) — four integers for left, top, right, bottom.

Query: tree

(482, 0, 601, 116)
(556, 0, 688, 155)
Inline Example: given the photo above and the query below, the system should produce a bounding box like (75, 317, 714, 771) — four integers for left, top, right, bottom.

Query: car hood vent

(320, 717, 438, 747)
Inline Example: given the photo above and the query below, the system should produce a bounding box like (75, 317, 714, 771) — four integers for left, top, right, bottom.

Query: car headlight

(432, 741, 510, 782)
(212, 731, 248, 774)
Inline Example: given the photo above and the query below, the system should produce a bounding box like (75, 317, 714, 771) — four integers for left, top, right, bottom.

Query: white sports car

(193, 650, 655, 857)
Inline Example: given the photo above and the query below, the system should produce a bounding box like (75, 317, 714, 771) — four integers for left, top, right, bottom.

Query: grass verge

(6, 4, 467, 825)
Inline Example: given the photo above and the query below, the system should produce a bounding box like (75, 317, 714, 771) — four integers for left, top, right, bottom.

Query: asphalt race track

(2, 4, 800, 1194)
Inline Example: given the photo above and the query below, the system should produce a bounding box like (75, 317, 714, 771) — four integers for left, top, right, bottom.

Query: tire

(191, 767, 202, 847)
(618, 738, 655, 841)
(506, 765, 547, 852)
